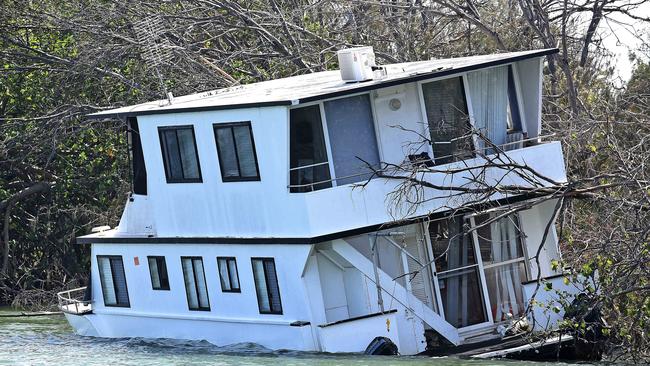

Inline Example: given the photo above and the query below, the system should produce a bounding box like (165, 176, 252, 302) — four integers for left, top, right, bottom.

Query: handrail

(287, 133, 556, 190)
(288, 161, 329, 171)
(57, 287, 93, 315)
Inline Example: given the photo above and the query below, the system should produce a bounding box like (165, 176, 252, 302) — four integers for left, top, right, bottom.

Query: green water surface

(0, 308, 588, 366)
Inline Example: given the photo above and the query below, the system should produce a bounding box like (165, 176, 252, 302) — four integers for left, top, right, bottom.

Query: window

(147, 256, 170, 290)
(217, 257, 240, 292)
(97, 256, 130, 307)
(289, 105, 332, 192)
(506, 66, 523, 132)
(181, 257, 210, 311)
(213, 122, 260, 181)
(158, 125, 202, 183)
(422, 77, 473, 165)
(251, 258, 282, 314)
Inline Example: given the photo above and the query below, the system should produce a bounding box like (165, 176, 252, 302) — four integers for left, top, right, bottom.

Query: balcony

(298, 139, 566, 238)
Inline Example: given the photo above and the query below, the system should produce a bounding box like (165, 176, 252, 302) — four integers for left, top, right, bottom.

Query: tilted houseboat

(58, 47, 576, 355)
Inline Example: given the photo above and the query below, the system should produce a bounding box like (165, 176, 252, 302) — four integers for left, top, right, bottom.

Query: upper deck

(79, 49, 566, 243)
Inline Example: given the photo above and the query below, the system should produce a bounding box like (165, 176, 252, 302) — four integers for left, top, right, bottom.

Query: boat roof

(88, 48, 557, 119)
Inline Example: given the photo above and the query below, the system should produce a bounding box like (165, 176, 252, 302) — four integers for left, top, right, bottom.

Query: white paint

(523, 275, 583, 331)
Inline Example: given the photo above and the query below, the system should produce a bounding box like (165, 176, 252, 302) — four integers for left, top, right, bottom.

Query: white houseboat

(59, 47, 574, 355)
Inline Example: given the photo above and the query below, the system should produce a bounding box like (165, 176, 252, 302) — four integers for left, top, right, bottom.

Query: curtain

(233, 125, 257, 177)
(228, 260, 239, 289)
(422, 77, 472, 164)
(252, 259, 270, 312)
(467, 67, 508, 151)
(182, 258, 199, 309)
(148, 257, 161, 289)
(177, 129, 199, 179)
(490, 217, 524, 320)
(193, 259, 209, 308)
(111, 258, 129, 306)
(264, 260, 282, 312)
(163, 130, 183, 179)
(98, 257, 116, 305)
(216, 128, 239, 177)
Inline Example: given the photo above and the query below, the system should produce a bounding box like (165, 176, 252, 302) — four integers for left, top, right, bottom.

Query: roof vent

(337, 46, 376, 82)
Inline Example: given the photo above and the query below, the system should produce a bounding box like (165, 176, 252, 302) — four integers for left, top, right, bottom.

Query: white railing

(287, 133, 556, 190)
(57, 287, 93, 315)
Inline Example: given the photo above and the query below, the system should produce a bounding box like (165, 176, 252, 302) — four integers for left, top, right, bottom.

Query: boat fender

(364, 336, 398, 356)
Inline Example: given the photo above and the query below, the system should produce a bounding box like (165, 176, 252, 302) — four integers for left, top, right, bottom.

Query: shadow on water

(0, 310, 596, 366)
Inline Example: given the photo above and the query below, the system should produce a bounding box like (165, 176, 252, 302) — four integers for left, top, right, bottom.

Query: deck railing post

(370, 235, 385, 313)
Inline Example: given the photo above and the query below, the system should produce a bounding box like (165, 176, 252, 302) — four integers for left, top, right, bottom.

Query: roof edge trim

(86, 48, 558, 120)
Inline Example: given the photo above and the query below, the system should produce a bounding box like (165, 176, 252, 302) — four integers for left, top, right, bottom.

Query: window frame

(212, 121, 261, 182)
(96, 255, 130, 308)
(180, 256, 211, 311)
(158, 125, 203, 184)
(147, 256, 170, 291)
(217, 257, 241, 293)
(251, 257, 283, 315)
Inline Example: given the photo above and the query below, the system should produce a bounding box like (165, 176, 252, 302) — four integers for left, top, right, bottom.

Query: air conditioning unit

(337, 46, 376, 82)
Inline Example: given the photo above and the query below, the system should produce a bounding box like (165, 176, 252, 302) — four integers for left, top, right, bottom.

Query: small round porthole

(388, 98, 402, 111)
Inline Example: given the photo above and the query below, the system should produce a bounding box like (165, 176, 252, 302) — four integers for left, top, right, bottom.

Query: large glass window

(474, 213, 528, 322)
(158, 126, 202, 183)
(422, 77, 473, 165)
(217, 257, 240, 293)
(181, 257, 210, 311)
(97, 256, 130, 307)
(251, 258, 282, 314)
(213, 122, 260, 182)
(147, 256, 170, 291)
(289, 105, 332, 192)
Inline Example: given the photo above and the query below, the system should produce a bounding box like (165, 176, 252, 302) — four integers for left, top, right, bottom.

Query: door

(427, 217, 490, 329)
(472, 213, 528, 323)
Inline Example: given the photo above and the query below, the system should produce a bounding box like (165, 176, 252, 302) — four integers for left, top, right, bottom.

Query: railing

(287, 133, 556, 191)
(57, 287, 93, 315)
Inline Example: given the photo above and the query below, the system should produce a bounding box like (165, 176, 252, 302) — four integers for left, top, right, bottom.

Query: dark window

(213, 122, 260, 181)
(506, 66, 523, 132)
(147, 256, 170, 290)
(251, 258, 282, 314)
(217, 257, 240, 292)
(289, 105, 332, 192)
(128, 118, 147, 195)
(181, 257, 210, 311)
(97, 256, 130, 307)
(158, 126, 202, 183)
(422, 77, 473, 165)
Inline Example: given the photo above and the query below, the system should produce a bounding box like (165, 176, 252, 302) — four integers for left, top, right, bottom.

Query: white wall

(519, 199, 563, 279)
(91, 243, 313, 328)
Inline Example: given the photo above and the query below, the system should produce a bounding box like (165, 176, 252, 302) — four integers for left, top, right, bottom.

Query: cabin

(59, 47, 576, 356)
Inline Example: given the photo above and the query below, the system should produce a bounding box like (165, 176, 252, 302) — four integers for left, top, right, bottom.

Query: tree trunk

(0, 182, 53, 276)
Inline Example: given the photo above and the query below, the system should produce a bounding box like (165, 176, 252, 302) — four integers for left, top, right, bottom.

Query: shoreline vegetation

(1, 0, 649, 362)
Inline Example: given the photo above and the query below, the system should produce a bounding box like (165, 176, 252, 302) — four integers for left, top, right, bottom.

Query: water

(0, 309, 586, 366)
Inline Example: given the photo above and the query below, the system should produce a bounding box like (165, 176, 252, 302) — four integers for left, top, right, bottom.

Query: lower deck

(64, 199, 576, 355)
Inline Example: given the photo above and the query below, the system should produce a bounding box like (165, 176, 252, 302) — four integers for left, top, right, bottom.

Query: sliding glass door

(428, 218, 488, 328)
(473, 214, 528, 322)
(426, 213, 530, 329)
